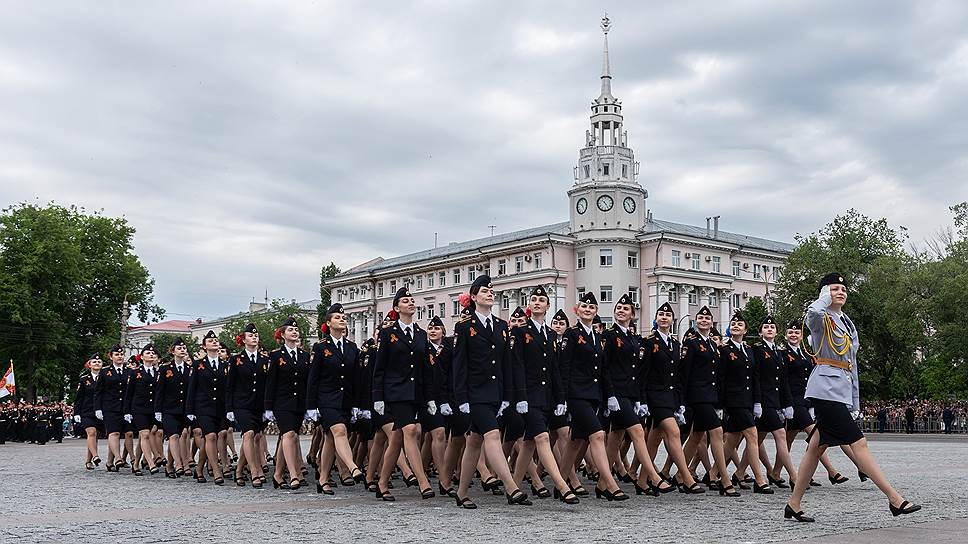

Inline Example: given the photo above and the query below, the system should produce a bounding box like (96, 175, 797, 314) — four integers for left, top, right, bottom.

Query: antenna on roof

(488, 225, 496, 237)
(434, 232, 438, 248)
(265, 288, 268, 305)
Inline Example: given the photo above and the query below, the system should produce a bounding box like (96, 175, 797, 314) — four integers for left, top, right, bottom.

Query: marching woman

(264, 316, 310, 490)
(782, 322, 858, 486)
(73, 354, 103, 470)
(453, 276, 531, 508)
(785, 274, 920, 522)
(94, 345, 129, 472)
(719, 312, 773, 494)
(679, 307, 737, 495)
(509, 286, 578, 504)
(604, 294, 672, 496)
(155, 337, 191, 477)
(742, 316, 798, 489)
(186, 330, 228, 484)
(357, 326, 383, 490)
(226, 323, 268, 488)
(547, 309, 571, 458)
(306, 303, 365, 495)
(372, 287, 435, 501)
(640, 302, 705, 494)
(436, 310, 469, 498)
(123, 345, 161, 475)
(422, 316, 449, 488)
(558, 292, 628, 502)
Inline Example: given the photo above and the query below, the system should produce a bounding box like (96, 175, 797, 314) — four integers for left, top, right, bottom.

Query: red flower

(525, 307, 532, 318)
(234, 334, 243, 347)
(320, 323, 329, 335)
(274, 328, 282, 342)
(135, 354, 142, 362)
(458, 293, 471, 309)
(387, 309, 399, 321)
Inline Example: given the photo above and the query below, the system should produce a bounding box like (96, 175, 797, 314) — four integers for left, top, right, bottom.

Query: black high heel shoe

(456, 495, 477, 509)
(679, 482, 706, 494)
(810, 478, 822, 487)
(720, 484, 740, 497)
(530, 483, 551, 498)
(568, 482, 589, 496)
(316, 482, 334, 495)
(768, 475, 789, 488)
(404, 474, 418, 487)
(784, 504, 815, 522)
(553, 487, 580, 504)
(506, 489, 533, 505)
(731, 474, 751, 490)
(272, 477, 289, 490)
(858, 470, 869, 482)
(653, 478, 675, 494)
(375, 487, 395, 501)
(828, 472, 849, 485)
(617, 472, 636, 484)
(92, 456, 102, 466)
(594, 487, 630, 501)
(890, 500, 921, 517)
(438, 482, 456, 497)
(351, 467, 365, 484)
(753, 482, 774, 494)
(634, 481, 659, 496)
(421, 487, 435, 499)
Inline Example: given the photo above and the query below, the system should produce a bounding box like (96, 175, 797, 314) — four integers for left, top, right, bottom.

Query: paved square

(0, 435, 963, 543)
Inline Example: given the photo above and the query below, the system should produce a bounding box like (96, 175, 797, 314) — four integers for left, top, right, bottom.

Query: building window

(349, 289, 355, 301)
(416, 306, 424, 320)
(668, 289, 678, 303)
(390, 280, 397, 293)
(337, 290, 343, 302)
(416, 275, 423, 290)
(599, 248, 613, 267)
(378, 311, 384, 323)
(711, 256, 721, 273)
(452, 300, 459, 316)
(688, 292, 698, 305)
(732, 260, 740, 277)
(691, 253, 701, 270)
(498, 259, 507, 275)
(377, 282, 384, 297)
(628, 286, 639, 305)
(599, 285, 613, 303)
(427, 305, 435, 319)
(427, 273, 433, 288)
(515, 256, 524, 273)
(732, 294, 741, 308)
(628, 250, 638, 268)
(453, 268, 461, 284)
(622, 164, 628, 178)
(519, 291, 527, 307)
(772, 266, 781, 281)
(577, 287, 586, 301)
(584, 165, 590, 178)
(753, 264, 762, 279)
(501, 293, 510, 310)
(603, 164, 610, 176)
(577, 251, 586, 269)
(672, 250, 681, 268)
(468, 267, 477, 282)
(533, 252, 542, 269)
(438, 271, 446, 287)
(708, 294, 717, 307)
(439, 303, 445, 318)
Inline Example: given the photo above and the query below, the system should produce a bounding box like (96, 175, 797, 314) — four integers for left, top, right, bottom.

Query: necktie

(843, 315, 855, 335)
(149, 368, 154, 379)
(540, 326, 547, 341)
(485, 318, 492, 333)
(212, 359, 218, 372)
(337, 340, 343, 354)
(405, 328, 413, 341)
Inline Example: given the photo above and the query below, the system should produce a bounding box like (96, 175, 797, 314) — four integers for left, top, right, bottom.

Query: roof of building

(127, 320, 193, 332)
(334, 217, 793, 279)
(189, 300, 321, 329)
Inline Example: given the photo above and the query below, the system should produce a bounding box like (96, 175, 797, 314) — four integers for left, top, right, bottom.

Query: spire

(598, 11, 614, 101)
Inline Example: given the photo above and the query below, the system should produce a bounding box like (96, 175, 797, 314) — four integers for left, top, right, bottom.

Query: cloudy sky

(2, 1, 966, 321)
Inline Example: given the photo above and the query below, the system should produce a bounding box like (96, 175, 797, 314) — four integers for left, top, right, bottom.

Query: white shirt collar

(246, 350, 258, 359)
(764, 340, 776, 349)
(616, 323, 629, 335)
(656, 329, 670, 343)
(475, 310, 492, 324)
(530, 318, 546, 330)
(731, 338, 745, 350)
(580, 322, 594, 336)
(397, 320, 413, 333)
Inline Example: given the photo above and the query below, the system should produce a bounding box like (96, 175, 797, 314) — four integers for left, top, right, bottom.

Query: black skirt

(811, 398, 864, 447)
(724, 407, 755, 433)
(420, 410, 446, 431)
(133, 413, 156, 432)
(80, 416, 103, 432)
(162, 413, 186, 437)
(196, 414, 223, 435)
(523, 409, 550, 440)
(446, 411, 471, 437)
(318, 407, 348, 429)
(690, 403, 722, 432)
(102, 412, 125, 435)
(568, 398, 603, 440)
(501, 409, 525, 442)
(234, 409, 263, 434)
(548, 412, 569, 431)
(274, 409, 302, 435)
(469, 402, 500, 435)
(756, 407, 785, 433)
(788, 405, 814, 431)
(388, 401, 420, 431)
(610, 397, 641, 431)
(645, 405, 676, 429)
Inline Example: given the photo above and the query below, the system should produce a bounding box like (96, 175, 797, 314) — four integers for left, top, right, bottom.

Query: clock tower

(568, 13, 647, 238)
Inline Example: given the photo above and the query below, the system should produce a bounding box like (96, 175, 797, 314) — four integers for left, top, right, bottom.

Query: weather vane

(601, 10, 611, 34)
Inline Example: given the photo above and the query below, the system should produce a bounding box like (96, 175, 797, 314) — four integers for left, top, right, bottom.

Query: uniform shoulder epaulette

(158, 361, 171, 367)
(380, 321, 394, 329)
(345, 338, 356, 345)
(643, 330, 656, 339)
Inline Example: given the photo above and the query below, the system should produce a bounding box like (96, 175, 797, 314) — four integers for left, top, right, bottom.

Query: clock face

(623, 197, 636, 213)
(576, 197, 588, 214)
(597, 195, 614, 212)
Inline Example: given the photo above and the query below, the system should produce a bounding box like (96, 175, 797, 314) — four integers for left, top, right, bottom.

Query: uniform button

(410, 365, 414, 369)
(410, 351, 414, 355)
(746, 386, 750, 390)
(492, 345, 496, 349)
(410, 378, 414, 381)
(213, 387, 218, 391)
(632, 377, 636, 381)
(340, 387, 344, 391)
(594, 366, 598, 370)
(712, 382, 716, 385)
(252, 388, 256, 392)
(542, 368, 546, 371)
(341, 364, 345, 368)
(293, 392, 297, 396)
(491, 375, 496, 379)
(492, 360, 496, 365)
(594, 354, 598, 358)
(775, 387, 779, 391)
(711, 371, 715, 375)
(670, 372, 673, 377)
(631, 364, 636, 369)
(669, 386, 673, 390)
(593, 379, 598, 382)
(541, 381, 546, 385)
(543, 353, 547, 357)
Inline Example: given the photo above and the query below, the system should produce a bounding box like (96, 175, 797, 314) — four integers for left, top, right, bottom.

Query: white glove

(633, 402, 647, 418)
(497, 401, 509, 417)
(226, 411, 236, 422)
(607, 396, 620, 412)
(808, 407, 815, 420)
(674, 406, 686, 425)
(554, 403, 567, 417)
(187, 414, 196, 421)
(427, 401, 437, 415)
(373, 401, 385, 416)
(603, 408, 610, 417)
(820, 285, 831, 299)
(459, 403, 470, 414)
(753, 403, 763, 419)
(263, 410, 275, 422)
(350, 411, 358, 424)
(124, 414, 133, 423)
(154, 412, 162, 422)
(516, 401, 528, 414)
(351, 407, 360, 420)
(783, 406, 794, 420)
(440, 403, 453, 416)
(95, 410, 103, 420)
(641, 403, 650, 416)
(305, 409, 318, 422)
(850, 410, 860, 421)
(360, 410, 371, 420)
(73, 415, 81, 423)
(715, 408, 724, 420)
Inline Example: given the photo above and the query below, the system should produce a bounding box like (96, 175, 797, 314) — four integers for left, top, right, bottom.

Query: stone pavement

(0, 434, 964, 543)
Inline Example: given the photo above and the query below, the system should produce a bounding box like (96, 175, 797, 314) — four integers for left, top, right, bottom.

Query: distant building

(323, 15, 794, 344)
(126, 320, 194, 357)
(188, 300, 321, 344)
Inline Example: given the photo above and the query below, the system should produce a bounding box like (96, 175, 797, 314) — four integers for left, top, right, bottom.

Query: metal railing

(858, 415, 966, 434)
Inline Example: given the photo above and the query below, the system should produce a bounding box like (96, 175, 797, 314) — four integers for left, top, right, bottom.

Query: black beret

(730, 311, 746, 324)
(710, 328, 722, 337)
(696, 306, 713, 317)
(818, 272, 846, 293)
(219, 342, 230, 350)
(762, 315, 776, 326)
(551, 309, 569, 325)
(392, 287, 412, 307)
(109, 344, 124, 353)
(171, 337, 186, 347)
(592, 315, 603, 324)
(656, 302, 675, 315)
(243, 323, 258, 334)
(578, 292, 598, 305)
(428, 316, 444, 328)
(786, 322, 802, 331)
(616, 293, 634, 306)
(280, 317, 298, 329)
(530, 285, 549, 299)
(511, 306, 526, 319)
(326, 303, 344, 315)
(88, 353, 102, 361)
(203, 330, 218, 340)
(470, 275, 492, 294)
(140, 344, 156, 355)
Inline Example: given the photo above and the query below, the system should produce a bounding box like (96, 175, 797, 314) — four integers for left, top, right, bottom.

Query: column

(678, 285, 694, 336)
(719, 289, 733, 329)
(354, 312, 363, 344)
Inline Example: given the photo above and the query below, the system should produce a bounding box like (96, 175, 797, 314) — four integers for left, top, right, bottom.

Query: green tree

(740, 296, 768, 339)
(317, 262, 341, 338)
(772, 209, 920, 399)
(0, 203, 163, 400)
(217, 299, 314, 352)
(149, 332, 200, 362)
